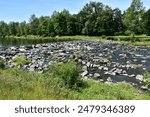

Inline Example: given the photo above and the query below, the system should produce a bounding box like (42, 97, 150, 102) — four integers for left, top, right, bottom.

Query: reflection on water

(0, 38, 56, 46)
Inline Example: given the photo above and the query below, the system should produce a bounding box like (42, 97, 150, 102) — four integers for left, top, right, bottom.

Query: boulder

(136, 75, 144, 81)
(82, 66, 88, 71)
(141, 85, 148, 90)
(81, 71, 88, 77)
(94, 73, 101, 78)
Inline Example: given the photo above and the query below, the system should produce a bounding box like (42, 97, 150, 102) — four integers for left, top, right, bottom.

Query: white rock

(136, 75, 144, 81)
(81, 71, 88, 77)
(94, 73, 100, 78)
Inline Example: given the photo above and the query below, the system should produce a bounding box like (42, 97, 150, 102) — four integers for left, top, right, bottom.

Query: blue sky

(0, 0, 150, 23)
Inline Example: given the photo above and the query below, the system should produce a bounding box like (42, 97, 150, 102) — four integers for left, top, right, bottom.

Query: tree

(29, 14, 39, 35)
(8, 22, 20, 36)
(0, 21, 8, 38)
(95, 6, 114, 36)
(38, 16, 50, 37)
(113, 8, 124, 35)
(123, 0, 145, 36)
(142, 9, 150, 35)
(19, 21, 27, 36)
(51, 10, 70, 36)
(79, 2, 105, 36)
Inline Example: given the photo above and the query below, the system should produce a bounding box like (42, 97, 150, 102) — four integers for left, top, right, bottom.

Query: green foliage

(0, 68, 150, 100)
(143, 72, 150, 86)
(49, 62, 80, 88)
(29, 14, 40, 35)
(106, 56, 113, 62)
(14, 56, 31, 66)
(123, 0, 145, 35)
(142, 9, 150, 35)
(0, 21, 8, 38)
(0, 58, 5, 69)
(106, 36, 118, 41)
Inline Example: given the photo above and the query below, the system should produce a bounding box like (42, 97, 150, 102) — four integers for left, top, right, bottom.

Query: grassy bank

(4, 35, 150, 46)
(0, 62, 150, 100)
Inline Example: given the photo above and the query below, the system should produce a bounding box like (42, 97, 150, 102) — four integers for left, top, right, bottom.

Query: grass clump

(48, 62, 80, 88)
(143, 72, 150, 86)
(14, 56, 31, 66)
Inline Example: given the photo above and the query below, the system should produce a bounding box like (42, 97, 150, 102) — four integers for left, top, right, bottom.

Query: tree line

(0, 0, 150, 38)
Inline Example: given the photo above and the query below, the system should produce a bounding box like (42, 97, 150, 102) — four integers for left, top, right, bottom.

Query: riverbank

(1, 35, 150, 47)
(0, 67, 150, 100)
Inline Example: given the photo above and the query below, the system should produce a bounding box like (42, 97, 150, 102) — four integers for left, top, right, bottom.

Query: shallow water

(0, 38, 55, 46)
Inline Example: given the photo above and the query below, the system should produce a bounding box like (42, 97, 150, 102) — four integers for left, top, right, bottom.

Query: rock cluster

(0, 40, 150, 91)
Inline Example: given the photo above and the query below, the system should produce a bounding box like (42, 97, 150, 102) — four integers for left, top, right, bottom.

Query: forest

(0, 0, 150, 38)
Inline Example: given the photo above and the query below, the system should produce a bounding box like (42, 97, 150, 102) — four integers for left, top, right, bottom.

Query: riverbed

(0, 40, 150, 91)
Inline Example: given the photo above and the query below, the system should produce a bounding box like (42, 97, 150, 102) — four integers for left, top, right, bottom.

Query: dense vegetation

(0, 0, 150, 38)
(0, 62, 150, 100)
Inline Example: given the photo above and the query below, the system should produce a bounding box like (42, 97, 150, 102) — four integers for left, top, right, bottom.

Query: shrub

(143, 72, 150, 86)
(14, 56, 31, 66)
(101, 35, 106, 39)
(125, 30, 132, 36)
(0, 58, 5, 69)
(106, 37, 118, 41)
(58, 61, 79, 88)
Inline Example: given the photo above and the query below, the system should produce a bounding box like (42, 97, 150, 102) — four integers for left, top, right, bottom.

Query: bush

(101, 35, 106, 39)
(0, 58, 5, 69)
(119, 37, 140, 42)
(14, 56, 31, 66)
(58, 62, 79, 88)
(125, 30, 132, 36)
(143, 72, 150, 86)
(106, 37, 118, 41)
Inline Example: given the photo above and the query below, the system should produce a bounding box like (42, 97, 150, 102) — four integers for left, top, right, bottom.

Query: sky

(0, 0, 150, 23)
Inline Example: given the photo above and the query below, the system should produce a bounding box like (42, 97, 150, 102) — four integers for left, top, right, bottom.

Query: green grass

(14, 56, 31, 66)
(0, 63, 150, 100)
(3, 35, 150, 46)
(0, 58, 5, 69)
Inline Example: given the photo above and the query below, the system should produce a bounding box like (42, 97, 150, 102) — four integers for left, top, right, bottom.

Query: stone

(141, 86, 148, 90)
(10, 47, 16, 50)
(107, 77, 113, 82)
(141, 60, 146, 63)
(114, 69, 122, 74)
(29, 67, 34, 72)
(81, 71, 88, 77)
(122, 74, 128, 76)
(109, 72, 116, 76)
(86, 62, 91, 67)
(82, 61, 86, 65)
(143, 68, 146, 70)
(93, 64, 99, 68)
(77, 59, 82, 63)
(19, 48, 26, 52)
(136, 75, 144, 81)
(103, 67, 108, 71)
(82, 66, 88, 71)
(126, 61, 130, 64)
(98, 66, 103, 70)
(129, 74, 136, 77)
(94, 73, 101, 78)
